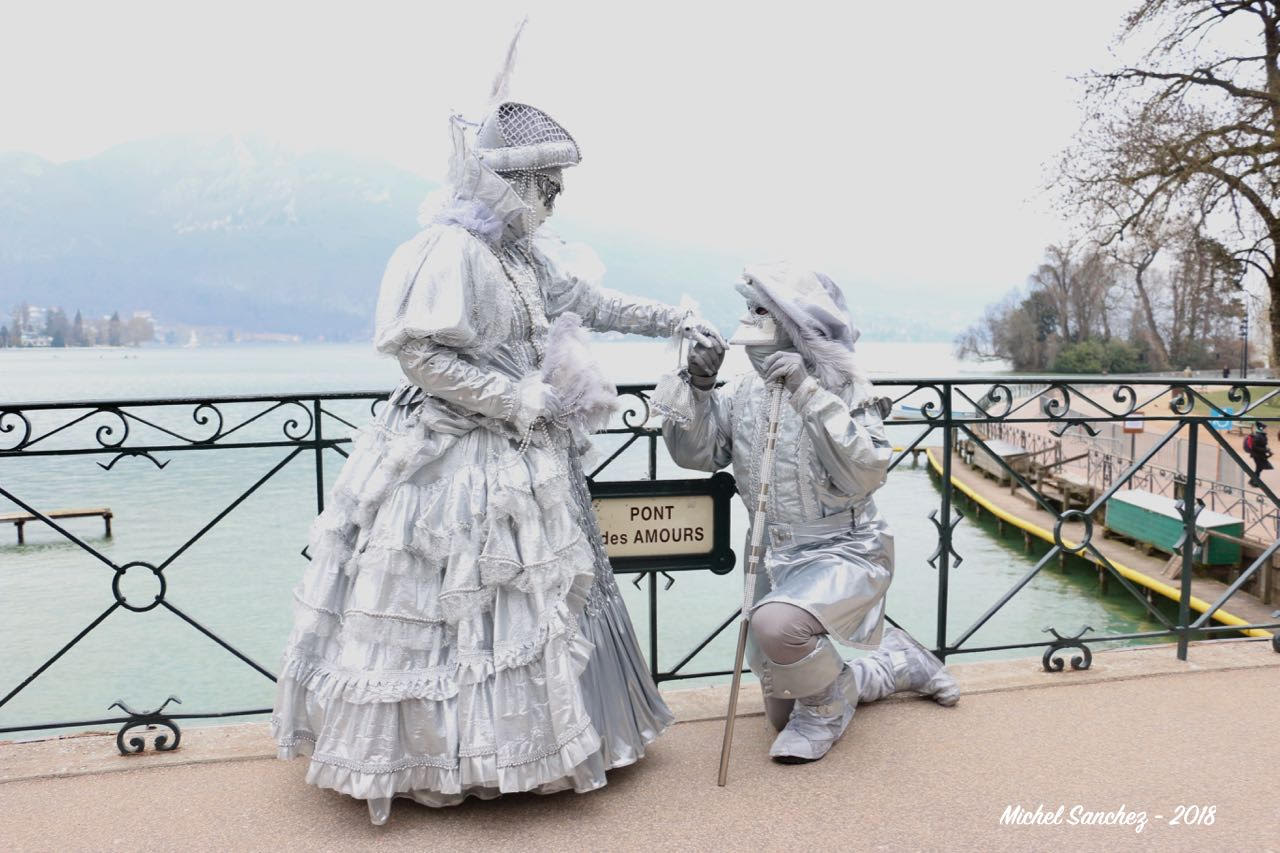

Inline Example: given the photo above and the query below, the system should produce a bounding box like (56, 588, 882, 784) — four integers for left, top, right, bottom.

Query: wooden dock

(0, 507, 113, 544)
(926, 448, 1276, 638)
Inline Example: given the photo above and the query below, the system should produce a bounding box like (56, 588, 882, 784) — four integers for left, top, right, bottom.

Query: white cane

(717, 379, 785, 787)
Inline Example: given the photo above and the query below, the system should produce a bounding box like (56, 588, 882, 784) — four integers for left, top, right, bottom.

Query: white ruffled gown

(271, 212, 682, 821)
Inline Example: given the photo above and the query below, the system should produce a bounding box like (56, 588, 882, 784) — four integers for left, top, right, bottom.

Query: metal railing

(981, 400, 1280, 540)
(2, 377, 1278, 747)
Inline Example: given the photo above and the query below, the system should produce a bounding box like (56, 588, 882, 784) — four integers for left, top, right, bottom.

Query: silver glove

(687, 338, 726, 391)
(761, 351, 808, 394)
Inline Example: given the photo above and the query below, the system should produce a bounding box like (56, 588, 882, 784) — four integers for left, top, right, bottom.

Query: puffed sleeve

(789, 378, 892, 500)
(373, 226, 535, 426)
(663, 379, 735, 472)
(374, 226, 487, 354)
(534, 233, 685, 338)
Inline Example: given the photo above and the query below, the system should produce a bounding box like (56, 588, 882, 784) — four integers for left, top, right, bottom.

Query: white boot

(879, 626, 960, 706)
(768, 664, 856, 763)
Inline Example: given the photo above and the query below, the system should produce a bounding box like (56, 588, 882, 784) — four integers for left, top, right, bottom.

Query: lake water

(0, 342, 1168, 737)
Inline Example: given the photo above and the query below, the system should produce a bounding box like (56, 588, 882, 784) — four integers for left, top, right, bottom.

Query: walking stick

(717, 379, 786, 787)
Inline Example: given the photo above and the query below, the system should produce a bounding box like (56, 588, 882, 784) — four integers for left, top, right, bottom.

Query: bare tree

(1027, 241, 1120, 344)
(1061, 0, 1280, 364)
(1168, 225, 1246, 362)
(956, 291, 1060, 370)
(124, 315, 155, 346)
(1107, 220, 1171, 365)
(958, 244, 1114, 371)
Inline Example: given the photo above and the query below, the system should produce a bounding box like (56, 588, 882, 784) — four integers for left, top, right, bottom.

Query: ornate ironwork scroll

(109, 696, 182, 754)
(1041, 626, 1094, 672)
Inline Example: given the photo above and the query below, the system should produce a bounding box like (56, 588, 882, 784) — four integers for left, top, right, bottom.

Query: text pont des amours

(591, 495, 715, 559)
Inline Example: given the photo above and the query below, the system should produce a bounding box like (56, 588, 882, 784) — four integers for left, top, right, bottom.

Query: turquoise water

(0, 343, 1167, 737)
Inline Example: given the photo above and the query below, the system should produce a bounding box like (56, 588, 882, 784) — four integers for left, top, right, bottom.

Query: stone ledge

(2, 637, 1276, 786)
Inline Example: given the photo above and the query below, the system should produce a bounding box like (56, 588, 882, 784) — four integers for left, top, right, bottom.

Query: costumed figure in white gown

(663, 263, 959, 763)
(271, 82, 722, 821)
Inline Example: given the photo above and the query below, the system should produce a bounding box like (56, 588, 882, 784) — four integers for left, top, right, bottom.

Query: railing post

(313, 398, 325, 514)
(649, 571, 660, 682)
(937, 383, 953, 660)
(647, 433, 659, 678)
(1177, 421, 1198, 661)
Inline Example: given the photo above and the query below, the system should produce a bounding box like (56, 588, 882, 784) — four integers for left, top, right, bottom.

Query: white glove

(513, 379, 565, 434)
(676, 312, 725, 349)
(761, 351, 808, 394)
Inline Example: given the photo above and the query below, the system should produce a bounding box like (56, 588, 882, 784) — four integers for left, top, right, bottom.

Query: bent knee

(751, 602, 825, 664)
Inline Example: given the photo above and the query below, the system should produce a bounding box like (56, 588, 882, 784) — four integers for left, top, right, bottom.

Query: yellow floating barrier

(924, 447, 1273, 640)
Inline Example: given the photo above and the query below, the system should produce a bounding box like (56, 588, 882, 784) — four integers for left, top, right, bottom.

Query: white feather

(489, 17, 528, 105)
(542, 313, 620, 438)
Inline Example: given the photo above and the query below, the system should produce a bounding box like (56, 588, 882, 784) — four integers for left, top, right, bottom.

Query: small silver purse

(649, 337, 697, 426)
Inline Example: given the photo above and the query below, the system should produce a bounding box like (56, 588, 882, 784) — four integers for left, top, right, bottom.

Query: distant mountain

(0, 136, 959, 341)
(0, 136, 430, 340)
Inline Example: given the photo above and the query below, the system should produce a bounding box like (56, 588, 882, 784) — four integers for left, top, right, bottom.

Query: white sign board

(591, 494, 715, 559)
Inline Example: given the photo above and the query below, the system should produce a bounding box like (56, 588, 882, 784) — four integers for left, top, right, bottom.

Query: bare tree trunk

(1263, 5, 1280, 366)
(1132, 252, 1169, 366)
(1185, 248, 1204, 353)
(1270, 262, 1280, 369)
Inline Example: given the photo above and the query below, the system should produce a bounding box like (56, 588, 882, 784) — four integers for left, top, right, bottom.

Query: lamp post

(1239, 304, 1248, 380)
(1232, 292, 1249, 380)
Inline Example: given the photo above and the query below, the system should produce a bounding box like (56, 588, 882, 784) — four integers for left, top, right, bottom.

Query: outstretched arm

(575, 285, 689, 338)
(535, 235, 721, 343)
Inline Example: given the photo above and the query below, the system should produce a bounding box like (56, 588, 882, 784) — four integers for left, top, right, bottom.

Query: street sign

(594, 494, 714, 557)
(588, 473, 736, 574)
(1209, 406, 1234, 432)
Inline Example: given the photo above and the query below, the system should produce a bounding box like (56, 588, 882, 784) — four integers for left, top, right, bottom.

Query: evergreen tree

(44, 308, 70, 347)
(107, 311, 122, 347)
(72, 310, 86, 347)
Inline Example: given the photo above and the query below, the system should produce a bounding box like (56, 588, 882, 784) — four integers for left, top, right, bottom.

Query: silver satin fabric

(761, 647, 904, 730)
(273, 213, 682, 809)
(664, 371, 895, 648)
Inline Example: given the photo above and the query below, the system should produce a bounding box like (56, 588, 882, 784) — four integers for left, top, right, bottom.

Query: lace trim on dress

(275, 717, 604, 802)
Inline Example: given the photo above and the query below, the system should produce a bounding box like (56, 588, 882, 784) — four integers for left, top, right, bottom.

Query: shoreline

(925, 446, 1275, 640)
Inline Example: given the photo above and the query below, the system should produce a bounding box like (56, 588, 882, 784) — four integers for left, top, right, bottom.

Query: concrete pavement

(1, 639, 1278, 852)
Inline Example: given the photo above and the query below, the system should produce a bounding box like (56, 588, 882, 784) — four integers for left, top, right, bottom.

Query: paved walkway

(2, 641, 1277, 852)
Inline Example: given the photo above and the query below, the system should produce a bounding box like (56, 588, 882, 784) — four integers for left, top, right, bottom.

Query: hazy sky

(2, 0, 1129, 316)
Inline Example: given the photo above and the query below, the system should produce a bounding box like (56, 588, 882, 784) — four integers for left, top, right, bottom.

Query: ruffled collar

(434, 151, 531, 246)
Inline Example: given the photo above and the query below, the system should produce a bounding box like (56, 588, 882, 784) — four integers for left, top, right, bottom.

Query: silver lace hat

(473, 101, 582, 172)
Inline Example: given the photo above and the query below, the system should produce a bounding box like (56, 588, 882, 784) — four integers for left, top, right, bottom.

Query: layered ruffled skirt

(271, 397, 672, 816)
